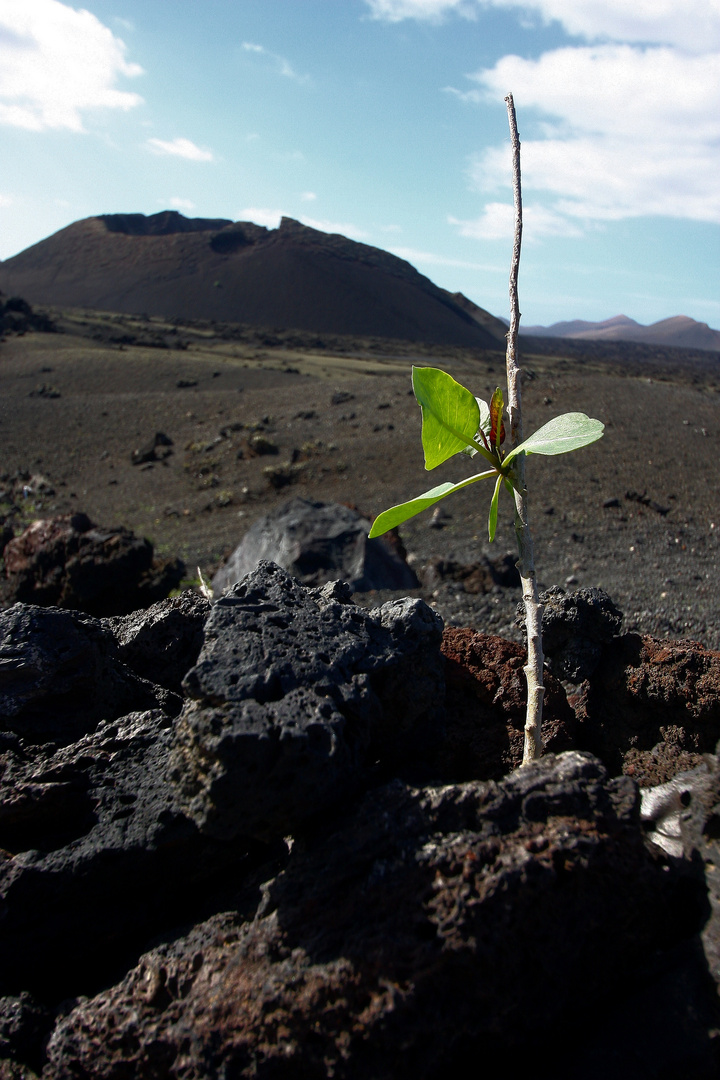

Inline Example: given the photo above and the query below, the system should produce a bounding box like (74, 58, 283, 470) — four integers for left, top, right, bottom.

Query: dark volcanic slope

(0, 211, 499, 347)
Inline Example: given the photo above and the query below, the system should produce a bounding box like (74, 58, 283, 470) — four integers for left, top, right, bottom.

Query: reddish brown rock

(1, 513, 183, 616)
(440, 627, 576, 779)
(574, 633, 720, 785)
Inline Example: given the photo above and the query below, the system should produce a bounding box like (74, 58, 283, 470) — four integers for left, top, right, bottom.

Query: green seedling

(368, 366, 604, 544)
(371, 94, 605, 766)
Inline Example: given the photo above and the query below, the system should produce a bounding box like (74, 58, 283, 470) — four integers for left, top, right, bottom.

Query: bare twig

(503, 93, 545, 765)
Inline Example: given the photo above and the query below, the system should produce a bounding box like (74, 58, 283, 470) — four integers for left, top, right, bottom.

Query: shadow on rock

(441, 627, 576, 778)
(575, 633, 720, 785)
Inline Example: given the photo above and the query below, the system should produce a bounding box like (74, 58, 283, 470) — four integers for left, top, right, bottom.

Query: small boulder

(172, 562, 444, 841)
(212, 497, 419, 595)
(1, 514, 184, 616)
(130, 432, 173, 465)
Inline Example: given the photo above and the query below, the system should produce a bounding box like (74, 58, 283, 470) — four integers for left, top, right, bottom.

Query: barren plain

(1, 306, 719, 647)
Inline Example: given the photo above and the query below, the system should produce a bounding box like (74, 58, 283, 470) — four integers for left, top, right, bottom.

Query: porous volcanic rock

(440, 627, 576, 778)
(527, 585, 624, 682)
(1, 566, 720, 1076)
(211, 497, 419, 595)
(43, 753, 712, 1079)
(0, 603, 179, 745)
(1, 513, 184, 616)
(0, 708, 272, 1002)
(172, 562, 444, 842)
(107, 590, 211, 695)
(574, 634, 720, 785)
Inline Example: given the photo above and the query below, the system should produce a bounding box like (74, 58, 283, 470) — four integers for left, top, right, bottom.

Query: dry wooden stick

(503, 93, 545, 765)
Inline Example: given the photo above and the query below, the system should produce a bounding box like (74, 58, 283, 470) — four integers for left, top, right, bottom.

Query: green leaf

(504, 413, 604, 465)
(368, 469, 498, 537)
(488, 473, 503, 541)
(412, 366, 481, 470)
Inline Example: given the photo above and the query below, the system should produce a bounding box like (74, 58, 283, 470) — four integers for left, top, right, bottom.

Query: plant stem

(503, 93, 545, 765)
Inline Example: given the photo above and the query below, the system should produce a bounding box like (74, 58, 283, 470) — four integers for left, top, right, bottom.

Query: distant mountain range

(0, 211, 499, 349)
(521, 313, 720, 353)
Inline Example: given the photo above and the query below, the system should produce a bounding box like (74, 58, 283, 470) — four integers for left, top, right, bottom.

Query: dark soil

(1, 306, 719, 648)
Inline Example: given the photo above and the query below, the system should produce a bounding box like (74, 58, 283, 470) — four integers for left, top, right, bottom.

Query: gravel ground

(1, 310, 718, 648)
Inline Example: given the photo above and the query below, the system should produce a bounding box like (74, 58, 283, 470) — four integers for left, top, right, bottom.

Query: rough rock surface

(1, 513, 184, 616)
(172, 562, 444, 841)
(44, 754, 712, 1079)
(575, 633, 720, 784)
(0, 709, 273, 1002)
(2, 568, 720, 1076)
(0, 603, 179, 745)
(440, 627, 576, 778)
(211, 497, 419, 595)
(107, 590, 210, 694)
(526, 585, 624, 682)
(660, 758, 720, 990)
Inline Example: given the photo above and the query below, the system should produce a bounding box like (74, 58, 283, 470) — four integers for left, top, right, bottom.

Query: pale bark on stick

(503, 93, 545, 765)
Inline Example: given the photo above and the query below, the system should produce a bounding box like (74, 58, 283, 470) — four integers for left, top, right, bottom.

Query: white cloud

(169, 197, 196, 211)
(239, 207, 284, 228)
(370, 1, 720, 229)
(146, 137, 214, 162)
(390, 244, 505, 270)
(474, 46, 720, 144)
(0, 0, 143, 132)
(496, 0, 720, 53)
(300, 216, 369, 239)
(300, 191, 317, 202)
(442, 85, 482, 104)
(364, 0, 720, 50)
(0, 193, 13, 207)
(449, 204, 582, 241)
(241, 41, 308, 83)
(238, 208, 369, 239)
(469, 45, 720, 225)
(365, 0, 475, 21)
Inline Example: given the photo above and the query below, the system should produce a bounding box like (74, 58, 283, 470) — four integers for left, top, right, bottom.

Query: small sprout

(369, 366, 603, 545)
(197, 566, 214, 602)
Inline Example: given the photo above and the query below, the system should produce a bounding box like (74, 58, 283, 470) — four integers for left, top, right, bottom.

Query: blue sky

(1, 0, 718, 327)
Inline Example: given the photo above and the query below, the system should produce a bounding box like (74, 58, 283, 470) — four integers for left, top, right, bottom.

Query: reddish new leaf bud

(490, 387, 506, 450)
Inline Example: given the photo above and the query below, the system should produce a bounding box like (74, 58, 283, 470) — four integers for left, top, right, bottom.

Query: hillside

(0, 211, 500, 348)
(523, 313, 720, 352)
